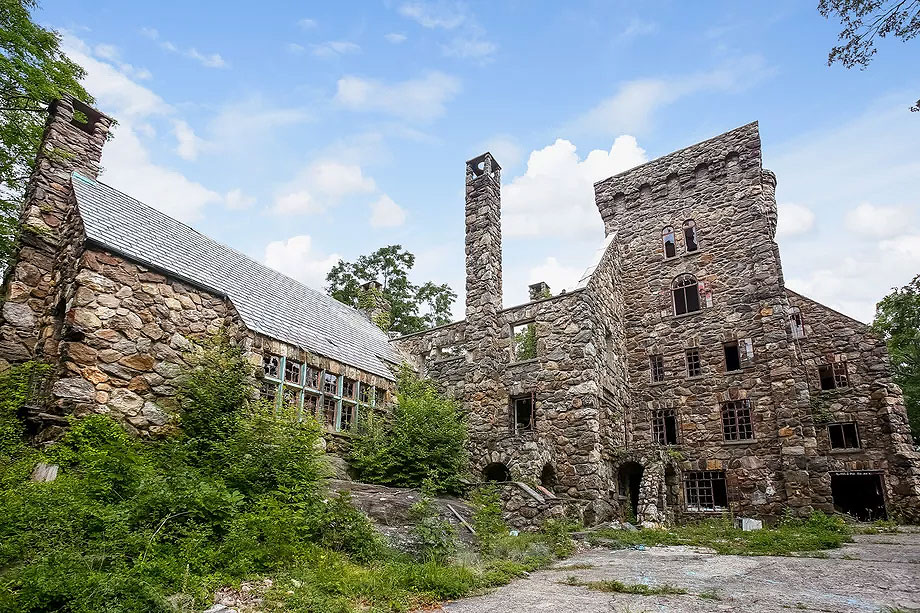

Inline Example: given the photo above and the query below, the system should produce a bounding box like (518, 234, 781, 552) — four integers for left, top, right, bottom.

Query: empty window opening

(672, 274, 701, 316)
(685, 470, 728, 511)
(264, 354, 281, 379)
(652, 408, 679, 445)
(724, 339, 754, 372)
(282, 386, 300, 409)
(828, 422, 860, 449)
(722, 399, 754, 441)
(483, 462, 511, 482)
(540, 463, 557, 490)
(618, 462, 644, 521)
(819, 362, 849, 391)
(512, 321, 537, 361)
(284, 359, 302, 384)
(511, 393, 535, 433)
(304, 394, 319, 418)
(683, 219, 699, 253)
(790, 307, 805, 339)
(650, 354, 665, 383)
(685, 347, 702, 378)
(830, 472, 886, 521)
(662, 226, 677, 259)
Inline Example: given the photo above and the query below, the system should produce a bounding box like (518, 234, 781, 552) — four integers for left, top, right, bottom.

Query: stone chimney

(528, 281, 551, 301)
(464, 152, 502, 321)
(359, 280, 391, 330)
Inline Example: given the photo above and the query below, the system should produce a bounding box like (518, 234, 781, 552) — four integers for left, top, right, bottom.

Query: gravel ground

(439, 532, 920, 613)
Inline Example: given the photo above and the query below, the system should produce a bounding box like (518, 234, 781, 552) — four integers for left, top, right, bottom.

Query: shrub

(300, 492, 386, 564)
(409, 481, 457, 562)
(349, 367, 467, 494)
(470, 486, 506, 555)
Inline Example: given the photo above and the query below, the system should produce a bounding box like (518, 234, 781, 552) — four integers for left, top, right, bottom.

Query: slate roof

(70, 172, 401, 380)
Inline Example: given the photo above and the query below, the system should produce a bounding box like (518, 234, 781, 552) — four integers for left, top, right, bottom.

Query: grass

(698, 588, 722, 601)
(549, 563, 595, 571)
(562, 576, 688, 596)
(588, 513, 852, 556)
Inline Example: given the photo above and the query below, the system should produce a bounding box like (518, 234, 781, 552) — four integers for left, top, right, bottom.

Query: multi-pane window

(322, 395, 337, 428)
(511, 321, 537, 361)
(304, 366, 320, 389)
(723, 339, 753, 372)
(683, 219, 699, 253)
(259, 380, 278, 404)
(818, 362, 849, 390)
(662, 226, 677, 258)
(650, 354, 665, 383)
(342, 377, 356, 399)
(360, 384, 374, 404)
(652, 408, 679, 445)
(264, 354, 281, 379)
(511, 394, 535, 433)
(684, 470, 728, 511)
(323, 372, 338, 395)
(828, 422, 860, 449)
(685, 348, 702, 378)
(790, 307, 805, 339)
(672, 274, 700, 316)
(340, 402, 356, 431)
(284, 359, 302, 384)
(721, 399, 754, 441)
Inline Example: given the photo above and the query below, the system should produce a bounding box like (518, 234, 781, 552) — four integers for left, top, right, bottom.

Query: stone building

(2, 98, 917, 524)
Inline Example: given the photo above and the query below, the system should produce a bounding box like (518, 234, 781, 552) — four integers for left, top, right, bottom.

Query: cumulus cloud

(844, 202, 912, 238)
(173, 120, 203, 161)
(334, 71, 461, 121)
(272, 160, 376, 215)
(369, 195, 407, 228)
(776, 202, 815, 238)
(224, 188, 255, 210)
(263, 235, 341, 289)
(503, 135, 648, 238)
(528, 257, 585, 295)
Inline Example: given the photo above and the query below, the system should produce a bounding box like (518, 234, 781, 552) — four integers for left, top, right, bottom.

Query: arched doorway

(618, 461, 644, 522)
(540, 463, 557, 490)
(483, 462, 511, 482)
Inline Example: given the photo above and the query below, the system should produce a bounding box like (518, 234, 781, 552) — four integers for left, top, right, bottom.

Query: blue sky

(38, 0, 919, 322)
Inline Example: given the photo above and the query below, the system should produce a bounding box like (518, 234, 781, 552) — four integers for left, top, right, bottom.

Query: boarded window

(685, 347, 702, 378)
(819, 362, 849, 390)
(722, 399, 754, 441)
(683, 219, 699, 252)
(790, 307, 805, 339)
(512, 322, 537, 361)
(828, 422, 860, 449)
(511, 394, 535, 433)
(672, 274, 701, 316)
(650, 354, 665, 383)
(662, 226, 677, 258)
(284, 359, 302, 384)
(685, 470, 728, 511)
(264, 354, 281, 379)
(652, 408, 679, 445)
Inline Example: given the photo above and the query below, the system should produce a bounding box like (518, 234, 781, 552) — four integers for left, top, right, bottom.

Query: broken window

(722, 399, 754, 441)
(511, 393, 535, 433)
(652, 408, 679, 445)
(284, 359, 302, 384)
(790, 307, 805, 339)
(684, 470, 728, 511)
(723, 339, 752, 372)
(282, 386, 301, 409)
(304, 393, 319, 419)
(342, 377, 356, 399)
(340, 403, 356, 431)
(650, 354, 665, 383)
(259, 381, 278, 404)
(323, 372, 338, 395)
(828, 422, 860, 449)
(672, 274, 701, 316)
(322, 395, 338, 429)
(264, 354, 281, 379)
(359, 384, 373, 404)
(511, 321, 537, 362)
(662, 226, 677, 259)
(819, 362, 849, 390)
(304, 366, 320, 389)
(683, 219, 699, 253)
(685, 347, 702, 378)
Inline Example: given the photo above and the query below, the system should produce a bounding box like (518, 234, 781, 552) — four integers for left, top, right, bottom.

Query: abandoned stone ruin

(2, 97, 918, 527)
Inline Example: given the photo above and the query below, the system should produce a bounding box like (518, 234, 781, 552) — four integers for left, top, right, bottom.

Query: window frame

(510, 320, 538, 363)
(652, 408, 679, 445)
(510, 393, 536, 434)
(721, 399, 754, 441)
(684, 470, 728, 512)
(682, 219, 699, 253)
(723, 338, 754, 373)
(685, 347, 702, 378)
(650, 354, 665, 383)
(818, 362, 849, 391)
(828, 422, 861, 450)
(672, 274, 701, 316)
(662, 225, 677, 259)
(790, 307, 805, 339)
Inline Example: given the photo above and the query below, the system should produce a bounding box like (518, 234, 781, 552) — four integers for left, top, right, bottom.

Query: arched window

(662, 226, 676, 258)
(672, 274, 700, 316)
(790, 307, 805, 339)
(683, 219, 699, 253)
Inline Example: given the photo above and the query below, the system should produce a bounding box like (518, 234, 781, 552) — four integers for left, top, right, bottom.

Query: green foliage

(349, 368, 467, 494)
(0, 361, 49, 456)
(562, 576, 688, 595)
(0, 0, 95, 261)
(873, 274, 920, 440)
(512, 322, 537, 361)
(325, 245, 456, 335)
(540, 518, 578, 558)
(408, 481, 457, 562)
(470, 486, 507, 554)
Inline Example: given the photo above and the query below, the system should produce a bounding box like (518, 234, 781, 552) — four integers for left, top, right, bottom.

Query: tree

(872, 274, 920, 440)
(1, 0, 93, 262)
(818, 0, 920, 111)
(326, 244, 456, 335)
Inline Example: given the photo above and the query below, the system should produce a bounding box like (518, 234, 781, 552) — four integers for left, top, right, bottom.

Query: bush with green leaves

(408, 481, 457, 562)
(349, 367, 468, 494)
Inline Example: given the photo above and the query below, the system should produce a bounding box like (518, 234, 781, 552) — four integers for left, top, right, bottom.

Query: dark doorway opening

(618, 462, 644, 521)
(540, 463, 556, 490)
(831, 472, 887, 521)
(483, 462, 511, 482)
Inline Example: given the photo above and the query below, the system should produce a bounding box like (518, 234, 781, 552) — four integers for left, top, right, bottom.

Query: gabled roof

(70, 172, 400, 380)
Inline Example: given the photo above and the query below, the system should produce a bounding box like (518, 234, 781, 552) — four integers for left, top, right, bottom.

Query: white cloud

(334, 71, 461, 121)
(385, 33, 407, 44)
(312, 40, 361, 58)
(844, 202, 912, 238)
(503, 135, 648, 238)
(172, 120, 203, 161)
(569, 56, 769, 135)
(776, 202, 815, 238)
(272, 160, 376, 215)
(369, 195, 407, 228)
(442, 34, 496, 61)
(398, 1, 466, 29)
(207, 98, 311, 152)
(528, 257, 584, 295)
(224, 188, 255, 210)
(477, 135, 523, 171)
(286, 42, 305, 54)
(298, 18, 317, 29)
(263, 235, 340, 289)
(140, 26, 228, 68)
(619, 18, 658, 40)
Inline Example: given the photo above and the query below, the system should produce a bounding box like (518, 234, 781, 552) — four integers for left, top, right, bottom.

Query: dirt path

(440, 532, 920, 612)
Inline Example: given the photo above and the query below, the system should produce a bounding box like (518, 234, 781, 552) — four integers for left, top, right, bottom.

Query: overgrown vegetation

(349, 367, 467, 494)
(561, 576, 688, 595)
(589, 512, 852, 556)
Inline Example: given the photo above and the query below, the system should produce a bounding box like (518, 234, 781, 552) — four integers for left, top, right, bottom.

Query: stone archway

(612, 450, 682, 525)
(618, 461, 644, 521)
(483, 462, 511, 482)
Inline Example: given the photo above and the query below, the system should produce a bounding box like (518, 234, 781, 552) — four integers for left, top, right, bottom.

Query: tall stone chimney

(0, 97, 112, 363)
(464, 152, 502, 321)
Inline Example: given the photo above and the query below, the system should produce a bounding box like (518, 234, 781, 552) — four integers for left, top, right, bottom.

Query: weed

(562, 576, 688, 595)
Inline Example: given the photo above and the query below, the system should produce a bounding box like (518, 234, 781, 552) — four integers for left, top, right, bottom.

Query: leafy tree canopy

(872, 273, 920, 439)
(326, 244, 456, 336)
(0, 0, 93, 261)
(819, 0, 920, 111)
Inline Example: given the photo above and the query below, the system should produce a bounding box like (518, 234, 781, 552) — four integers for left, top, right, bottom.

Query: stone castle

(2, 98, 918, 525)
